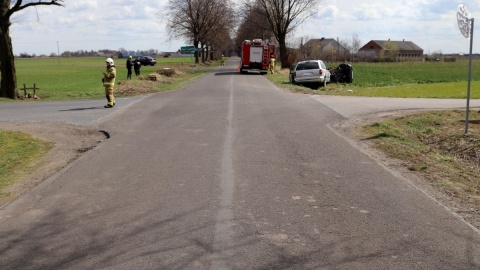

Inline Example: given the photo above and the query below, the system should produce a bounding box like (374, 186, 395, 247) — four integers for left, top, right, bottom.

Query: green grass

(10, 56, 216, 101)
(7, 57, 480, 100)
(347, 61, 480, 87)
(361, 110, 480, 207)
(269, 59, 480, 99)
(0, 130, 52, 203)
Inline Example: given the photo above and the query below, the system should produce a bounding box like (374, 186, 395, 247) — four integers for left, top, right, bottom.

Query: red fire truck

(239, 39, 275, 74)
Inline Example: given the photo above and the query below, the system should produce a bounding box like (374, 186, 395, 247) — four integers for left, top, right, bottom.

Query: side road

(0, 96, 147, 126)
(2, 95, 479, 126)
(310, 95, 480, 120)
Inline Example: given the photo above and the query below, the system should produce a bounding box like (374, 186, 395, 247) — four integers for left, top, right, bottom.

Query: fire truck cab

(240, 39, 275, 74)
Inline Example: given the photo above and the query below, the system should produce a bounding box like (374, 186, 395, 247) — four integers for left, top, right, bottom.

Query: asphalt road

(1, 59, 480, 269)
(0, 95, 147, 126)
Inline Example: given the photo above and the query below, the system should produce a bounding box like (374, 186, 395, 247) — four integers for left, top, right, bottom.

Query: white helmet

(105, 58, 114, 65)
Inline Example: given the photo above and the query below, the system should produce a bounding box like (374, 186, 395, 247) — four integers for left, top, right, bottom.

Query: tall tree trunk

(193, 39, 200, 64)
(278, 35, 288, 69)
(0, 19, 17, 99)
(203, 44, 209, 63)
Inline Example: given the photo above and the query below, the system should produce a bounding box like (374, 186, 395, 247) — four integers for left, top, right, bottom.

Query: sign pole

(457, 4, 474, 134)
(465, 18, 474, 134)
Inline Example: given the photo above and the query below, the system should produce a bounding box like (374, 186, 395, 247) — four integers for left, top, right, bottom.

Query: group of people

(126, 56, 141, 79)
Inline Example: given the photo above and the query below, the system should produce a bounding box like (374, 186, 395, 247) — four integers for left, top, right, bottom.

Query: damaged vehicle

(329, 63, 353, 83)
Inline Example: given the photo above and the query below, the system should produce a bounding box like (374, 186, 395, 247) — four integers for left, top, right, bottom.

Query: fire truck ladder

(263, 45, 269, 65)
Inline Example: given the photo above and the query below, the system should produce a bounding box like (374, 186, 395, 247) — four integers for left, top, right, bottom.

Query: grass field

(269, 58, 480, 99)
(4, 57, 480, 101)
(344, 60, 480, 86)
(10, 56, 212, 101)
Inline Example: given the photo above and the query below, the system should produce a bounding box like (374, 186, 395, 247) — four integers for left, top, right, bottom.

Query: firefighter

(269, 53, 275, 74)
(103, 58, 116, 108)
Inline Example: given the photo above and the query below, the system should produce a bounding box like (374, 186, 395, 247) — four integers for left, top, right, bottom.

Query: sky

(9, 0, 480, 56)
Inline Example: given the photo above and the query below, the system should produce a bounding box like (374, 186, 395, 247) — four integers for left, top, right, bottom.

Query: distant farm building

(357, 40, 424, 61)
(300, 38, 350, 61)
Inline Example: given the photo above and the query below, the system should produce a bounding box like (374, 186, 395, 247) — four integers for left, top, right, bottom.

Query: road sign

(457, 4, 472, 39)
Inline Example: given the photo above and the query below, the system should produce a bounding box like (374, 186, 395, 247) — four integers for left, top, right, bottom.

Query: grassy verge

(3, 57, 220, 101)
(360, 110, 480, 208)
(0, 130, 52, 205)
(115, 62, 217, 97)
(267, 59, 480, 99)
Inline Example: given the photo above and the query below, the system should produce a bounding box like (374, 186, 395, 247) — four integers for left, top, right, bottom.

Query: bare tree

(165, 0, 200, 63)
(199, 1, 234, 61)
(0, 0, 64, 99)
(338, 34, 361, 60)
(351, 34, 361, 54)
(203, 23, 234, 60)
(165, 0, 234, 64)
(235, 4, 273, 51)
(245, 0, 320, 68)
(381, 40, 399, 61)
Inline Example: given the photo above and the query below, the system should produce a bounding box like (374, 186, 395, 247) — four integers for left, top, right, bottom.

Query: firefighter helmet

(105, 58, 114, 65)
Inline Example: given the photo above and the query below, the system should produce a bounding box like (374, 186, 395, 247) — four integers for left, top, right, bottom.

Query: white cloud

(9, 0, 480, 55)
(71, 1, 98, 11)
(294, 0, 480, 54)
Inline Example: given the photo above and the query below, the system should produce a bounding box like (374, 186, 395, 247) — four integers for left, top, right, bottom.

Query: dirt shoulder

(0, 122, 107, 207)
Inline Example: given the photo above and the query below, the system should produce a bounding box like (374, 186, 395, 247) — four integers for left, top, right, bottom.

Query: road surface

(1, 59, 479, 269)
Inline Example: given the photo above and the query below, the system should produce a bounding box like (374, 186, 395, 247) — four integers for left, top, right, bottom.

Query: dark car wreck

(329, 63, 353, 83)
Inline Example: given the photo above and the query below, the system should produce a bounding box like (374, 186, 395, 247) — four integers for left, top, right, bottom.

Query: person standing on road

(126, 55, 133, 80)
(134, 58, 141, 76)
(103, 58, 116, 108)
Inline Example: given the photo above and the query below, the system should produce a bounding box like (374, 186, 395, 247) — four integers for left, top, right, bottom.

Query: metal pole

(57, 41, 60, 65)
(465, 18, 474, 134)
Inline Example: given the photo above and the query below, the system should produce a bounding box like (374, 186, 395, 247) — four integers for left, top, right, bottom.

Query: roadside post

(457, 4, 474, 134)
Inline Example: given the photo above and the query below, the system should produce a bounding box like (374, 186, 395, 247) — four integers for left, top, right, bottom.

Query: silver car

(291, 60, 331, 88)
